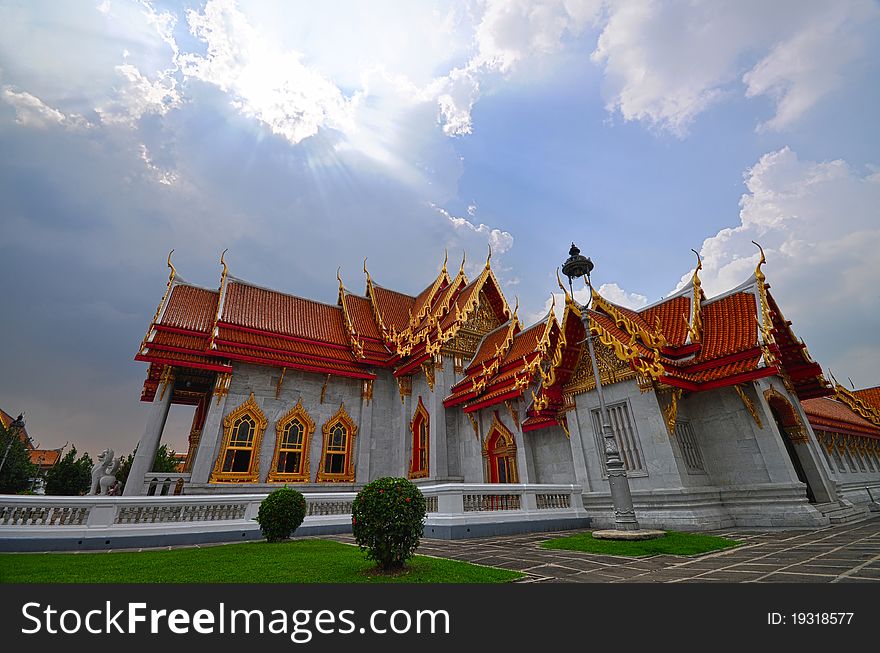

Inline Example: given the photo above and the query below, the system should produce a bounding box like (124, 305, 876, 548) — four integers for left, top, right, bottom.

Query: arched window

(211, 393, 267, 483)
(268, 399, 315, 483)
(483, 414, 518, 484)
(316, 403, 358, 482)
(409, 397, 429, 479)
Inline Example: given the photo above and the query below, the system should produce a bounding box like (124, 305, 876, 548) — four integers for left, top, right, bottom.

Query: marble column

(428, 363, 450, 480)
(123, 382, 173, 496)
(566, 400, 593, 492)
(189, 390, 230, 485)
(355, 382, 373, 483)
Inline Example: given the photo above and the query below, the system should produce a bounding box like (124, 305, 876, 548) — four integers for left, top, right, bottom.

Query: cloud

(96, 62, 180, 126)
(430, 203, 514, 254)
(527, 279, 646, 325)
(177, 0, 354, 144)
(592, 0, 879, 135)
(685, 147, 880, 381)
(1, 87, 90, 130)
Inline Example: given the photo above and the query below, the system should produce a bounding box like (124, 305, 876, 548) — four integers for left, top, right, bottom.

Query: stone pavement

(333, 515, 880, 583)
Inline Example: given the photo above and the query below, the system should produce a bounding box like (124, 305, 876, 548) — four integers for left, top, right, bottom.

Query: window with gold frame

(210, 393, 267, 483)
(409, 397, 429, 479)
(482, 413, 518, 484)
(316, 403, 358, 482)
(267, 399, 315, 483)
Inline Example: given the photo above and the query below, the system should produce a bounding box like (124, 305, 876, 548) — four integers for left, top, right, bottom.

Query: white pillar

(429, 363, 450, 480)
(566, 403, 593, 492)
(399, 389, 412, 476)
(123, 383, 173, 495)
(189, 391, 230, 485)
(355, 382, 373, 482)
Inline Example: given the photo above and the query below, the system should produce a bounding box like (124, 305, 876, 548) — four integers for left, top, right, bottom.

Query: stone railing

(143, 472, 191, 496)
(0, 484, 587, 549)
(420, 483, 582, 515)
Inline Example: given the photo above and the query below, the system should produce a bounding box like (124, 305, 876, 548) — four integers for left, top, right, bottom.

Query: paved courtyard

(337, 515, 880, 583)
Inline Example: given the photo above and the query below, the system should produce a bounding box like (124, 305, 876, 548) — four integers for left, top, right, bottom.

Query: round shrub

(257, 486, 307, 542)
(351, 477, 427, 572)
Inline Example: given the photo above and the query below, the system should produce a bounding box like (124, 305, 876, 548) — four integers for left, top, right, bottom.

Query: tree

(44, 447, 93, 496)
(116, 444, 180, 493)
(0, 420, 37, 494)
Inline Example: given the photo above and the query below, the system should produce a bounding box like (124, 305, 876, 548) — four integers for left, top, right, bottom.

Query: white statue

(90, 448, 121, 495)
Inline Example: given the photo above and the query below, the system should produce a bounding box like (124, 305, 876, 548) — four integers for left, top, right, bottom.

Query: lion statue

(90, 448, 121, 495)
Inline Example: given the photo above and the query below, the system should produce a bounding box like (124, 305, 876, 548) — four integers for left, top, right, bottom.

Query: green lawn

(0, 539, 522, 584)
(542, 531, 740, 557)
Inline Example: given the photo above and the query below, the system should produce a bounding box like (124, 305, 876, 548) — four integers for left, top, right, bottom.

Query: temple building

(128, 247, 880, 529)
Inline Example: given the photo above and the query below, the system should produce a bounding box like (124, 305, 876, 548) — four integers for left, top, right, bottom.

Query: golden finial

(752, 241, 766, 281)
(691, 248, 702, 274)
(166, 249, 176, 283)
(512, 296, 519, 321)
(829, 369, 840, 387)
(441, 249, 448, 274)
(549, 292, 557, 314)
(485, 243, 492, 270)
(363, 257, 372, 282)
(220, 248, 228, 279)
(337, 266, 344, 287)
(555, 268, 573, 305)
(459, 251, 466, 276)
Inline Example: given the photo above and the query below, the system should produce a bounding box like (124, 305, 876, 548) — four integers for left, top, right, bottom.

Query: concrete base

(592, 529, 665, 541)
(582, 483, 829, 530)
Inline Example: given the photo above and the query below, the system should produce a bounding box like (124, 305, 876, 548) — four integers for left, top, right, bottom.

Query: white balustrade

(0, 484, 587, 549)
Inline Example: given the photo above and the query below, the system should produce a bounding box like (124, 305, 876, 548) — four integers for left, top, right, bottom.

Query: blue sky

(1, 0, 878, 456)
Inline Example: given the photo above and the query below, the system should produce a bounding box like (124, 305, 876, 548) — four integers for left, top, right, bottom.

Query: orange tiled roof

(218, 345, 371, 377)
(466, 321, 515, 373)
(0, 407, 29, 445)
(345, 293, 383, 342)
(150, 330, 210, 352)
(803, 397, 880, 437)
(696, 292, 758, 361)
(640, 295, 691, 347)
(160, 284, 218, 334)
(853, 386, 880, 412)
(215, 326, 356, 364)
(371, 284, 415, 334)
(29, 449, 61, 467)
(222, 281, 349, 346)
(137, 348, 227, 369)
(504, 321, 547, 363)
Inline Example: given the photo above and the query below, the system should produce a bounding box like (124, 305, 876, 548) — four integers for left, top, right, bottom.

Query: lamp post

(0, 414, 26, 476)
(562, 244, 641, 532)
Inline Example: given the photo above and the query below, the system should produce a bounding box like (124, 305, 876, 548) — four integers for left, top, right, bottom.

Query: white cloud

(528, 279, 646, 324)
(596, 282, 648, 309)
(592, 0, 879, 135)
(1, 86, 89, 130)
(177, 0, 354, 144)
(685, 147, 880, 381)
(430, 203, 515, 254)
(139, 143, 178, 186)
(96, 62, 180, 126)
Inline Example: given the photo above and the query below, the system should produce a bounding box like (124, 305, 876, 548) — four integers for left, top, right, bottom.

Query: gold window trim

(409, 397, 430, 479)
(210, 393, 267, 483)
(482, 413, 519, 483)
(316, 403, 358, 483)
(267, 398, 315, 483)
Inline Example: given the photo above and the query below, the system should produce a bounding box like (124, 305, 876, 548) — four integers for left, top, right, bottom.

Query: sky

(1, 0, 878, 458)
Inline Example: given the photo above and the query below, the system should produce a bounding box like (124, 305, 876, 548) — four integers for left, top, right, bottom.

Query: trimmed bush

(256, 486, 307, 542)
(351, 477, 427, 572)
